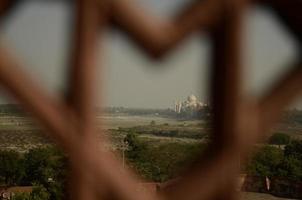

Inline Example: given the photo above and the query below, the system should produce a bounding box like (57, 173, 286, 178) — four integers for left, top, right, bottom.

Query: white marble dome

(187, 94, 197, 102)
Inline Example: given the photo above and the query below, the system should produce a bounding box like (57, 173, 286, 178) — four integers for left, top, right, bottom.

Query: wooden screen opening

(0, 0, 301, 200)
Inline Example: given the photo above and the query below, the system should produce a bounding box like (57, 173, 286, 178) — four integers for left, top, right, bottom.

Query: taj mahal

(174, 95, 208, 113)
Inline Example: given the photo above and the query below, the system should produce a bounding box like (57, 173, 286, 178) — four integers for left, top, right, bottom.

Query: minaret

(177, 101, 182, 113)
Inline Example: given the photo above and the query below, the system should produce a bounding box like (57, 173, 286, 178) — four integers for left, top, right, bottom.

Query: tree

(245, 141, 302, 182)
(150, 120, 156, 126)
(0, 150, 24, 185)
(22, 147, 68, 200)
(277, 156, 302, 181)
(31, 185, 50, 200)
(23, 148, 56, 185)
(284, 140, 302, 160)
(124, 132, 145, 161)
(144, 142, 203, 182)
(124, 133, 205, 182)
(269, 133, 291, 146)
(246, 146, 283, 177)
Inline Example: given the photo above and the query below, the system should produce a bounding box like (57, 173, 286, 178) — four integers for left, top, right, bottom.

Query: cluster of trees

(0, 104, 25, 116)
(245, 138, 302, 181)
(268, 133, 291, 146)
(124, 132, 205, 182)
(0, 131, 301, 199)
(268, 133, 291, 147)
(101, 107, 176, 117)
(0, 147, 68, 200)
(124, 132, 302, 183)
(117, 125, 207, 140)
(101, 107, 212, 120)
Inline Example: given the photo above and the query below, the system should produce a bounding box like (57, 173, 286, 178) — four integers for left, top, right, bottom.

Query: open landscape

(0, 105, 302, 199)
(1, 109, 301, 152)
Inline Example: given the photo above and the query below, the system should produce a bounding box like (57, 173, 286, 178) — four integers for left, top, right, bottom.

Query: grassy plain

(0, 114, 204, 152)
(1, 112, 301, 152)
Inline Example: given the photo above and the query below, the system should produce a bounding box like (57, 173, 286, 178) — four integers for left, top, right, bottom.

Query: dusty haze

(0, 0, 300, 109)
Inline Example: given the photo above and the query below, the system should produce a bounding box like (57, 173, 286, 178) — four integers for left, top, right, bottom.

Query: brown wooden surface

(0, 0, 301, 199)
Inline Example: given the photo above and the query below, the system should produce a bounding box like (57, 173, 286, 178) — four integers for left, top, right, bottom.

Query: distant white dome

(187, 94, 197, 102)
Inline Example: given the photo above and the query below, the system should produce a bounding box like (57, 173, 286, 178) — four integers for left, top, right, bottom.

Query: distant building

(174, 95, 208, 114)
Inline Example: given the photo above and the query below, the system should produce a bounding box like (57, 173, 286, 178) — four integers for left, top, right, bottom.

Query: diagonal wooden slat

(259, 62, 302, 137)
(110, 0, 223, 58)
(0, 47, 72, 146)
(68, 0, 100, 120)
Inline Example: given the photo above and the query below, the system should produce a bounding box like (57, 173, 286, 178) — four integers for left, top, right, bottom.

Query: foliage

(0, 104, 26, 116)
(1, 134, 301, 200)
(284, 140, 302, 160)
(12, 192, 32, 200)
(0, 147, 68, 200)
(279, 140, 302, 181)
(124, 133, 205, 182)
(23, 147, 65, 185)
(269, 133, 291, 146)
(124, 132, 146, 161)
(22, 147, 68, 200)
(31, 185, 50, 200)
(12, 185, 50, 200)
(0, 150, 24, 185)
(246, 146, 284, 177)
(117, 125, 207, 140)
(246, 140, 302, 181)
(277, 156, 302, 181)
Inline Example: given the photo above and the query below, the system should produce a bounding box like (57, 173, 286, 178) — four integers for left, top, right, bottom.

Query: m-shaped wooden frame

(0, 0, 301, 199)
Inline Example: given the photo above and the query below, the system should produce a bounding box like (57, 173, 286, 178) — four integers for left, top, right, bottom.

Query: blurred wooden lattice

(0, 0, 301, 200)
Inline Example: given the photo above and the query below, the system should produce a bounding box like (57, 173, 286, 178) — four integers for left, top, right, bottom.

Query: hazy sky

(0, 0, 300, 109)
